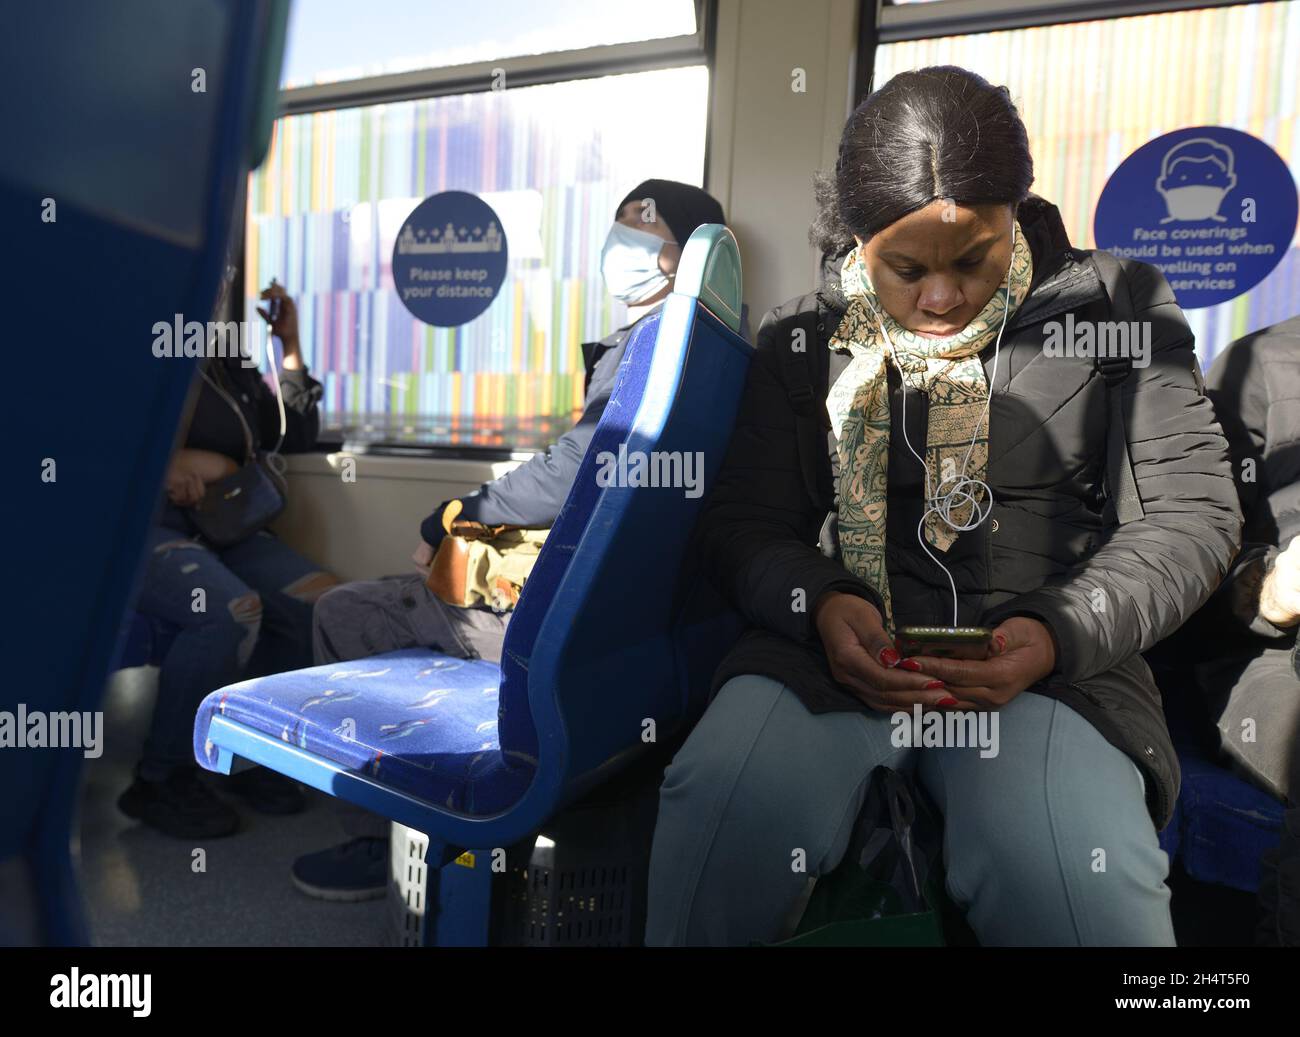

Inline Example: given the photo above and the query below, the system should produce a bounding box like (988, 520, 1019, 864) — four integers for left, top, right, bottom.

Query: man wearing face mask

(295, 179, 731, 901)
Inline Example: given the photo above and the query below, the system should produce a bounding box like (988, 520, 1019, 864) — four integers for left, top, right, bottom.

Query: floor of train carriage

(76, 670, 1259, 948)
(77, 667, 388, 947)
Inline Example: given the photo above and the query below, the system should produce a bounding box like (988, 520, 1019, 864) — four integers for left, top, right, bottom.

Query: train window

(247, 5, 709, 450)
(280, 0, 699, 89)
(868, 0, 1300, 365)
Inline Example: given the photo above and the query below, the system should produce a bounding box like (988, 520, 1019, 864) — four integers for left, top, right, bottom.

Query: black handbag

(185, 364, 288, 548)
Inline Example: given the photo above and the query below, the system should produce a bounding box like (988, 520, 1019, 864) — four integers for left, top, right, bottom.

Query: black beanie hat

(615, 178, 726, 246)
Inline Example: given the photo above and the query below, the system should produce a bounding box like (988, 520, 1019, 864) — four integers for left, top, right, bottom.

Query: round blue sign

(1094, 126, 1297, 310)
(392, 191, 508, 326)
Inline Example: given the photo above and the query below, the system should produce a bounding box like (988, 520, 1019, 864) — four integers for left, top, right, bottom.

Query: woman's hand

(904, 616, 1057, 709)
(1259, 535, 1300, 628)
(258, 281, 301, 369)
(165, 449, 238, 506)
(165, 460, 205, 507)
(814, 592, 956, 712)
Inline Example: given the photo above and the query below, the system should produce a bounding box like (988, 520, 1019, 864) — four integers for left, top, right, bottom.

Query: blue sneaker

(291, 837, 389, 901)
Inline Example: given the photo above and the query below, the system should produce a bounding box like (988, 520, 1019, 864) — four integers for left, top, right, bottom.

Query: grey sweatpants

(647, 674, 1177, 946)
(311, 573, 510, 838)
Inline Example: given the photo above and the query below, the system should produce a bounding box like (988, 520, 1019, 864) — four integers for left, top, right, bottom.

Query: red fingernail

(994, 634, 1007, 652)
(924, 680, 945, 690)
(898, 658, 922, 672)
(937, 696, 959, 706)
(879, 648, 900, 667)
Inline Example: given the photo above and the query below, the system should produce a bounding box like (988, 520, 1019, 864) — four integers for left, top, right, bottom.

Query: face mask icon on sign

(1156, 138, 1238, 224)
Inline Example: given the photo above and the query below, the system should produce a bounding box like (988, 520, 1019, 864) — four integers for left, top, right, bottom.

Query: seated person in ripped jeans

(294, 179, 733, 900)
(1176, 314, 1300, 945)
(122, 275, 339, 839)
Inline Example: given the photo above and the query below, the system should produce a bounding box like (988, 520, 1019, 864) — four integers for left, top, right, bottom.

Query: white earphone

(864, 220, 1017, 626)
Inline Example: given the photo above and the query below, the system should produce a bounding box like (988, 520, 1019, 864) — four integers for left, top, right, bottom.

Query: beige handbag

(425, 500, 548, 612)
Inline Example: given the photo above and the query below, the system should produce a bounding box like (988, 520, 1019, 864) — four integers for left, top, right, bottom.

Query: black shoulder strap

(1090, 251, 1146, 526)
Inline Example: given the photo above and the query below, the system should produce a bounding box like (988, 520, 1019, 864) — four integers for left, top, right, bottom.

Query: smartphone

(266, 278, 282, 323)
(895, 626, 993, 661)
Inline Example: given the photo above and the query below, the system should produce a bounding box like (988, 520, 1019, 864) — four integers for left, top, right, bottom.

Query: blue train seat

(193, 224, 752, 944)
(1157, 685, 1285, 893)
(1, 0, 288, 946)
(1164, 750, 1285, 892)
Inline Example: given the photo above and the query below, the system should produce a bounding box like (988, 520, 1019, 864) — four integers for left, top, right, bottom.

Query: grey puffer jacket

(1201, 314, 1300, 648)
(699, 195, 1242, 829)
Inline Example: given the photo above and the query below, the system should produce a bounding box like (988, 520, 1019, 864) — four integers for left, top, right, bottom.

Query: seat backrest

(1, 0, 287, 945)
(496, 225, 752, 804)
(495, 310, 664, 765)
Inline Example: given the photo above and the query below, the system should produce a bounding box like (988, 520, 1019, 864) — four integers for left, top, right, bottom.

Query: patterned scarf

(827, 222, 1033, 630)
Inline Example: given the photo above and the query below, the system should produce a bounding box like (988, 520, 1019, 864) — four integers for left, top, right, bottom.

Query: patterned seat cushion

(193, 648, 532, 815)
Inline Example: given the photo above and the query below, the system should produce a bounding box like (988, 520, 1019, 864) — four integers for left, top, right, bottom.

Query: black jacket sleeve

(695, 306, 885, 644)
(253, 364, 323, 453)
(452, 333, 627, 529)
(984, 260, 1243, 681)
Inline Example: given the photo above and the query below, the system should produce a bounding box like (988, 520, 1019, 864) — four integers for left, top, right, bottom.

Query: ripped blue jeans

(134, 525, 336, 777)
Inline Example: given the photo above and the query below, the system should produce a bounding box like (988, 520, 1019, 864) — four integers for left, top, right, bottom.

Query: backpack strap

(1090, 251, 1146, 526)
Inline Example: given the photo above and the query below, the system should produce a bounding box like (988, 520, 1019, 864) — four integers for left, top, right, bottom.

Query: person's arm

(696, 309, 884, 643)
(248, 289, 323, 452)
(419, 335, 626, 544)
(164, 448, 238, 506)
(982, 259, 1243, 683)
(1201, 337, 1296, 638)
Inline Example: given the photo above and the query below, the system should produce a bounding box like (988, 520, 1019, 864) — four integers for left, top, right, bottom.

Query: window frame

(277, 0, 716, 116)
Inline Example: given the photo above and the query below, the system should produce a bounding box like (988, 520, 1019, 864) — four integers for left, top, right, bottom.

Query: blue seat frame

(1, 0, 287, 946)
(194, 225, 752, 944)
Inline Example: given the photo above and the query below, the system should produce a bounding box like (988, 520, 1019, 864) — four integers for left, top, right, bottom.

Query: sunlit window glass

(245, 66, 709, 447)
(280, 0, 699, 88)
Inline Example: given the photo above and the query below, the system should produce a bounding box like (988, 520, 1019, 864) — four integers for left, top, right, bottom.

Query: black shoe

(118, 765, 240, 839)
(291, 837, 389, 902)
(226, 766, 306, 815)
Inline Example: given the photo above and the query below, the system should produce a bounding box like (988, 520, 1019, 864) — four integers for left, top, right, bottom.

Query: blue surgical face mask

(601, 221, 671, 304)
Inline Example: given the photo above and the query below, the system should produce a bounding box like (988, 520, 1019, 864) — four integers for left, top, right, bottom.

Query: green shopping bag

(769, 766, 974, 947)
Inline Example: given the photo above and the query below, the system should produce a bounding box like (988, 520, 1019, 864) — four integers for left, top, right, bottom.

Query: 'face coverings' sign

(392, 191, 509, 326)
(1094, 126, 1297, 310)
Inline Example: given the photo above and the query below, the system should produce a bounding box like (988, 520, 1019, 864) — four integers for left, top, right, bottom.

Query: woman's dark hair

(810, 66, 1034, 255)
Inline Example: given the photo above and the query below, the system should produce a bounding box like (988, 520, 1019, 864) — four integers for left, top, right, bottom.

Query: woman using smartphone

(646, 66, 1242, 946)
(121, 274, 337, 840)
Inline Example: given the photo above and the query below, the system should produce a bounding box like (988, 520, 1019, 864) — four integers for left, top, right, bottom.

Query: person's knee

(282, 570, 340, 606)
(658, 675, 790, 797)
(939, 749, 1171, 945)
(650, 676, 885, 945)
(311, 581, 354, 639)
(223, 591, 263, 667)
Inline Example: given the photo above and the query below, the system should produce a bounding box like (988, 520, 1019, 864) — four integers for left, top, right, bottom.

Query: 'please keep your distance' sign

(392, 191, 509, 327)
